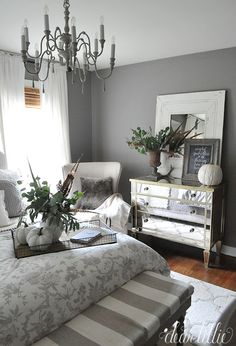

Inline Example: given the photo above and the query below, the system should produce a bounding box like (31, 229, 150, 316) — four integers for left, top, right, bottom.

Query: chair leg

(176, 315, 185, 346)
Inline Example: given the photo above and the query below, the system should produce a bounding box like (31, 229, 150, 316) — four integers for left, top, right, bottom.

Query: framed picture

(182, 139, 220, 181)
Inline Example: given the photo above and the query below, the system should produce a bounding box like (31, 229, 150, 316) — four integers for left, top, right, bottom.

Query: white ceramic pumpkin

(15, 225, 36, 245)
(198, 164, 223, 186)
(26, 227, 53, 248)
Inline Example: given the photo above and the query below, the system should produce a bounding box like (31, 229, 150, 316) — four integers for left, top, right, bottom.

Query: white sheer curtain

(0, 53, 25, 171)
(43, 64, 71, 181)
(0, 53, 71, 186)
(25, 64, 71, 185)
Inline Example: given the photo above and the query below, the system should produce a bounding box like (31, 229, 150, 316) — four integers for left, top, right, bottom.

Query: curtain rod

(0, 48, 61, 65)
(0, 49, 21, 57)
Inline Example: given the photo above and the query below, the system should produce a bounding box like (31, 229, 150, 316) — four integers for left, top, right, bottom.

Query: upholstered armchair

(62, 162, 130, 233)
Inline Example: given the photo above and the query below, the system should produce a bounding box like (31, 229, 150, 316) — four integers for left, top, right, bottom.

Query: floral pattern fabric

(0, 231, 169, 346)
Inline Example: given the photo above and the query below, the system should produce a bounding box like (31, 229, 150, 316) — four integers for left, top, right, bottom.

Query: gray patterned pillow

(77, 177, 113, 210)
(0, 180, 25, 217)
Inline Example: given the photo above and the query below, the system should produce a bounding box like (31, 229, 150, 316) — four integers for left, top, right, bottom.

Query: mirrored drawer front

(136, 183, 170, 198)
(137, 196, 168, 209)
(141, 216, 211, 248)
(176, 189, 212, 204)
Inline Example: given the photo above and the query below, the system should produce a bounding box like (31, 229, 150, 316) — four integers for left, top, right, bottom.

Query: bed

(0, 229, 170, 346)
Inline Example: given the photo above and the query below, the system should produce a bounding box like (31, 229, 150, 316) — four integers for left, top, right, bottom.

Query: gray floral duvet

(0, 230, 169, 346)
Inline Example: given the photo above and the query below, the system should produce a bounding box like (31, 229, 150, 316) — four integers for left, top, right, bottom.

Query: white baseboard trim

(212, 244, 236, 257)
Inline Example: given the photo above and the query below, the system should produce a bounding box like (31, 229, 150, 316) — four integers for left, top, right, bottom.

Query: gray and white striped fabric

(34, 271, 194, 346)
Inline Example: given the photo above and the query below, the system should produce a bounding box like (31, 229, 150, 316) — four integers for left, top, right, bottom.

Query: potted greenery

(127, 122, 201, 176)
(127, 126, 170, 170)
(16, 162, 82, 248)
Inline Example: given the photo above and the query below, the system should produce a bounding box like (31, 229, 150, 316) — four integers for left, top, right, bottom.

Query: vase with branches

(127, 119, 202, 177)
(16, 160, 83, 248)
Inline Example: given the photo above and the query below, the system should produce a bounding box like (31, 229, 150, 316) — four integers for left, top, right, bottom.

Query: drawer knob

(144, 218, 149, 223)
(191, 193, 196, 198)
(144, 202, 149, 206)
(144, 187, 149, 191)
(189, 228, 195, 233)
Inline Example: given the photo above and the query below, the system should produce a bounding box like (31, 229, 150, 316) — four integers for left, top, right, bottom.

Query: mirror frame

(155, 90, 226, 162)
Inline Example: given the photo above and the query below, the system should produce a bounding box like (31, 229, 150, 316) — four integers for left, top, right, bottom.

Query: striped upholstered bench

(34, 271, 194, 346)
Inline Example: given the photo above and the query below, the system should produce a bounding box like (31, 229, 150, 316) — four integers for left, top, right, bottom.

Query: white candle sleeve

(71, 26, 76, 42)
(100, 24, 104, 40)
(44, 14, 49, 31)
(24, 26, 29, 42)
(94, 38, 98, 52)
(111, 43, 115, 58)
(21, 35, 26, 50)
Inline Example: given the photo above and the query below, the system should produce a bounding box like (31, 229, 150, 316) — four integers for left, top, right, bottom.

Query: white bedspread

(0, 230, 169, 346)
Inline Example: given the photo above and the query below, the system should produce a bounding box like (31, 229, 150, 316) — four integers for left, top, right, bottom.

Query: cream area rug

(158, 271, 236, 346)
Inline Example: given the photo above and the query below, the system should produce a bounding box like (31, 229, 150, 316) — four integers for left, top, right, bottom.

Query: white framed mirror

(155, 90, 226, 178)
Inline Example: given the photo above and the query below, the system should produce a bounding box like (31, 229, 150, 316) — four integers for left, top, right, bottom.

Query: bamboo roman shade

(24, 87, 41, 108)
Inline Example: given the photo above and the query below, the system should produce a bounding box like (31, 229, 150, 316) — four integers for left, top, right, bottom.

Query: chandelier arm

(77, 32, 104, 58)
(79, 31, 105, 57)
(54, 27, 62, 39)
(34, 51, 54, 81)
(75, 40, 97, 67)
(47, 38, 58, 52)
(75, 57, 87, 84)
(78, 33, 93, 54)
(93, 60, 115, 80)
(22, 58, 50, 82)
(38, 56, 57, 82)
(23, 61, 40, 76)
(26, 35, 48, 60)
(85, 53, 96, 66)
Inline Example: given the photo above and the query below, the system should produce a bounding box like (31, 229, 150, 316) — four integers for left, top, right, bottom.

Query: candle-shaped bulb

(71, 17, 77, 43)
(44, 5, 49, 15)
(100, 16, 105, 40)
(94, 32, 98, 53)
(71, 16, 76, 26)
(44, 5, 50, 31)
(111, 36, 115, 59)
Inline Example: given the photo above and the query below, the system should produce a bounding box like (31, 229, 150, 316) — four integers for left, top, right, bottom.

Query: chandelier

(20, 0, 116, 90)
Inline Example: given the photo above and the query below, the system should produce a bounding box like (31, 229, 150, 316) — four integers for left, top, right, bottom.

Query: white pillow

(0, 190, 11, 226)
(0, 169, 20, 183)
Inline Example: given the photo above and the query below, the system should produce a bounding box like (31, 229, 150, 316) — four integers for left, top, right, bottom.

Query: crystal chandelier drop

(20, 0, 116, 90)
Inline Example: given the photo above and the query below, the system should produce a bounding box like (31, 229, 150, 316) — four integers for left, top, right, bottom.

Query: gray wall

(67, 72, 92, 162)
(90, 47, 236, 247)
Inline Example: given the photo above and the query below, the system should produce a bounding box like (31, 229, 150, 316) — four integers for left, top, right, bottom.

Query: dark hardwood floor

(135, 233, 236, 291)
(165, 251, 236, 291)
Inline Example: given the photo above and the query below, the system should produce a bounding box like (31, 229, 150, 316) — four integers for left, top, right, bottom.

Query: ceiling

(0, 0, 236, 68)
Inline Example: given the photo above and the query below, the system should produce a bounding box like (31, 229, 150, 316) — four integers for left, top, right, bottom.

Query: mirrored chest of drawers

(130, 176, 225, 267)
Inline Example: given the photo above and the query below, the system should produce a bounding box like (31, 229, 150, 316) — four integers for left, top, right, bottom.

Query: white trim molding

(212, 244, 236, 257)
(155, 90, 226, 162)
(221, 245, 236, 258)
